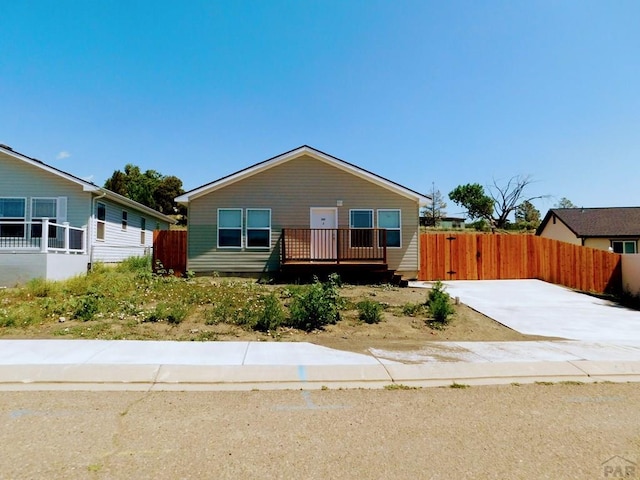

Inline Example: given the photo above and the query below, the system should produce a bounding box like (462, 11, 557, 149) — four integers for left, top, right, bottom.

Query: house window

(0, 198, 26, 237)
(378, 209, 401, 248)
(350, 209, 373, 247)
(96, 202, 106, 241)
(246, 209, 271, 248)
(611, 240, 637, 254)
(31, 198, 58, 238)
(140, 217, 146, 245)
(218, 209, 242, 248)
(122, 210, 128, 230)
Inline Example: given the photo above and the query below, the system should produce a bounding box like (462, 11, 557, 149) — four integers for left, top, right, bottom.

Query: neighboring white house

(0, 144, 174, 286)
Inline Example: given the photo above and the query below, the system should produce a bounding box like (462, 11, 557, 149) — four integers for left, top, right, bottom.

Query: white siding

(91, 199, 156, 263)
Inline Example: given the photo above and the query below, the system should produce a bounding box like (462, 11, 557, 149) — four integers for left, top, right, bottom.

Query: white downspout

(90, 191, 107, 270)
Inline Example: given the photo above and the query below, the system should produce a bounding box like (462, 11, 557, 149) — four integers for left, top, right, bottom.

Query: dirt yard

(2, 282, 559, 355)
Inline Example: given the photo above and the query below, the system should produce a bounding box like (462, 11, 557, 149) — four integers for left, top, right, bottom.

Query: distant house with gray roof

(536, 207, 640, 254)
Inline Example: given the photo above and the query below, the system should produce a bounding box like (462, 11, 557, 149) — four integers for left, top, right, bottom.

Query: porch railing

(281, 228, 387, 264)
(0, 219, 86, 254)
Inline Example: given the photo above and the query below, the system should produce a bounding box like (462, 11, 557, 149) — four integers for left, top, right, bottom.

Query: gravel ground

(0, 383, 638, 479)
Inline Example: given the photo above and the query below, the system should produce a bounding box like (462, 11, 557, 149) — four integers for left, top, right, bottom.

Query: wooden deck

(280, 228, 392, 282)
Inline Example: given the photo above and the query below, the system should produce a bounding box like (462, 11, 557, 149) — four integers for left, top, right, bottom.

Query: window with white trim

(350, 209, 374, 247)
(31, 198, 58, 238)
(0, 198, 26, 238)
(378, 209, 401, 248)
(140, 217, 146, 245)
(246, 209, 271, 248)
(611, 240, 637, 254)
(218, 209, 242, 248)
(96, 202, 106, 241)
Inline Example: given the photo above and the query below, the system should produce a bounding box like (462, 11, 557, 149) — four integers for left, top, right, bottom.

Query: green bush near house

(426, 281, 455, 324)
(357, 299, 383, 324)
(251, 293, 286, 332)
(288, 275, 342, 331)
(144, 302, 188, 324)
(402, 302, 424, 317)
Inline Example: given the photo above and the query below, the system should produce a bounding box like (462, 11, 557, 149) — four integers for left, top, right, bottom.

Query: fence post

(281, 229, 287, 264)
(40, 218, 49, 253)
(63, 222, 70, 253)
(382, 229, 387, 264)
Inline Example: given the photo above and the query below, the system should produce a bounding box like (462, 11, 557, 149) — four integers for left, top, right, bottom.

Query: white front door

(310, 208, 338, 260)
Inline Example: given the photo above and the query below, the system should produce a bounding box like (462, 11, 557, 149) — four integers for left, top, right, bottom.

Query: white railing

(0, 218, 86, 254)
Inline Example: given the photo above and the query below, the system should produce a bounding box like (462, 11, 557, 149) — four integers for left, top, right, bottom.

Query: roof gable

(537, 207, 640, 237)
(176, 146, 429, 205)
(1, 144, 100, 192)
(1, 144, 174, 224)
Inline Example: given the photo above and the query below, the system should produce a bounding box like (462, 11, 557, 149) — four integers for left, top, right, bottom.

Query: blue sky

(2, 1, 639, 218)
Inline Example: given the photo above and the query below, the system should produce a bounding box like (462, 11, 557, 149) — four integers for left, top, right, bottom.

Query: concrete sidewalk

(1, 339, 640, 391)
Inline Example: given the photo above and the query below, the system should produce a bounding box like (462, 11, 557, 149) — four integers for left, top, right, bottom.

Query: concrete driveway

(410, 279, 640, 345)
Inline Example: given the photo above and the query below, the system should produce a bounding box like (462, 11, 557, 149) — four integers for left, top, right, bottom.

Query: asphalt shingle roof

(543, 207, 640, 237)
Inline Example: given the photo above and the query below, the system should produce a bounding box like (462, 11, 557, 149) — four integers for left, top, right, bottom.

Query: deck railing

(0, 219, 86, 254)
(281, 228, 387, 264)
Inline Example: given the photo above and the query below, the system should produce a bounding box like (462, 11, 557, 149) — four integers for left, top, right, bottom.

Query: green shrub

(288, 276, 341, 331)
(73, 293, 102, 321)
(253, 293, 285, 332)
(145, 302, 188, 324)
(0, 309, 16, 328)
(402, 302, 423, 316)
(25, 278, 59, 298)
(426, 281, 454, 324)
(117, 256, 152, 274)
(357, 299, 383, 324)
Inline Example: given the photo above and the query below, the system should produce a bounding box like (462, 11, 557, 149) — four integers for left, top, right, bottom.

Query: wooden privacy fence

(419, 233, 622, 294)
(153, 230, 187, 276)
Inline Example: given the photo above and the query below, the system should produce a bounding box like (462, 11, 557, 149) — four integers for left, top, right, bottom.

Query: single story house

(0, 144, 174, 286)
(536, 207, 640, 254)
(420, 216, 466, 229)
(175, 146, 429, 280)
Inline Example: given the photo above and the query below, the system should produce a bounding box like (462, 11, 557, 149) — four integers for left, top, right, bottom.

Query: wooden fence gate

(153, 230, 187, 276)
(419, 233, 622, 294)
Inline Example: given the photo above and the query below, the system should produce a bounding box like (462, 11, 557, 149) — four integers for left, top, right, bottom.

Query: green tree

(153, 175, 184, 214)
(554, 197, 576, 208)
(422, 183, 447, 227)
(448, 183, 494, 224)
(104, 170, 127, 196)
(514, 200, 541, 230)
(104, 164, 185, 217)
(450, 175, 546, 230)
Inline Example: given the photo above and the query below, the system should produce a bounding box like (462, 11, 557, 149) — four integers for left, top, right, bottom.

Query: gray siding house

(176, 146, 429, 280)
(0, 144, 173, 286)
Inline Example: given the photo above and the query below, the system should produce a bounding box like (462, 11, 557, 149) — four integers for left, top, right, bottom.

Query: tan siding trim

(188, 156, 420, 272)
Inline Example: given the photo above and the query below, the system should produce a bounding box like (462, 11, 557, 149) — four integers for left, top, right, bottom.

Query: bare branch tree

(487, 175, 547, 229)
